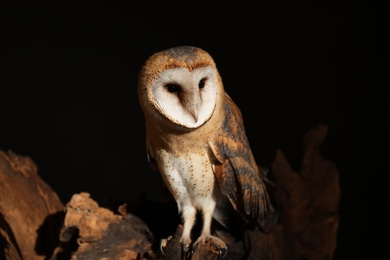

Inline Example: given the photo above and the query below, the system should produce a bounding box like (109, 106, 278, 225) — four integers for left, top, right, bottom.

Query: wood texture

(51, 192, 154, 260)
(0, 150, 65, 260)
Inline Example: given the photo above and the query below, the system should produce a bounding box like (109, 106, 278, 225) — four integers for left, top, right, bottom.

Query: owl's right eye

(165, 84, 180, 93)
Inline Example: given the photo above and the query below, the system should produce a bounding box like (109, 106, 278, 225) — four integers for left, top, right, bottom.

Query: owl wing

(209, 94, 278, 233)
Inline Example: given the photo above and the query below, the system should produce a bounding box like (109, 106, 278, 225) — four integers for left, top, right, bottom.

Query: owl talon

(159, 236, 172, 256)
(192, 235, 227, 258)
(181, 243, 190, 260)
(217, 246, 228, 258)
(160, 239, 167, 256)
(190, 242, 198, 254)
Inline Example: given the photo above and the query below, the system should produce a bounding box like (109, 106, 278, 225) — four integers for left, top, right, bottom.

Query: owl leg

(180, 205, 197, 258)
(192, 201, 228, 258)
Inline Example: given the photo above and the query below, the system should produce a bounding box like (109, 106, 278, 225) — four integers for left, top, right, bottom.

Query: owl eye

(165, 84, 180, 93)
(198, 78, 206, 89)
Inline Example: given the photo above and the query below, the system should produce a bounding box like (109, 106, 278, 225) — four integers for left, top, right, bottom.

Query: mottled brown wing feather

(210, 94, 277, 233)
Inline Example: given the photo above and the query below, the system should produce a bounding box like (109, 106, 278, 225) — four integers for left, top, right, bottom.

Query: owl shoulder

(224, 93, 244, 123)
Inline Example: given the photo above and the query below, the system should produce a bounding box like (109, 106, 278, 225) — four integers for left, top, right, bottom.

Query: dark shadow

(51, 226, 79, 260)
(109, 191, 180, 241)
(108, 191, 180, 255)
(0, 235, 6, 260)
(34, 210, 65, 259)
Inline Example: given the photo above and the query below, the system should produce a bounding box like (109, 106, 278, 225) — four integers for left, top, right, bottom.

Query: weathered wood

(270, 124, 340, 259)
(51, 192, 154, 260)
(0, 150, 65, 260)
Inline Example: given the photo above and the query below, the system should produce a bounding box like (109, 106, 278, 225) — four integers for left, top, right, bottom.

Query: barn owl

(138, 46, 277, 258)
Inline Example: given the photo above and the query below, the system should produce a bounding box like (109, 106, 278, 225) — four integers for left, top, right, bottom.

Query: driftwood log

(0, 124, 340, 259)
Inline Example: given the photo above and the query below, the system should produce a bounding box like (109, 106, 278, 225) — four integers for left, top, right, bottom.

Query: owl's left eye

(198, 78, 206, 89)
(165, 84, 180, 93)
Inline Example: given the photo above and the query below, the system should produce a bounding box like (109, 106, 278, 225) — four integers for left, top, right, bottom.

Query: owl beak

(188, 105, 199, 122)
(183, 91, 201, 123)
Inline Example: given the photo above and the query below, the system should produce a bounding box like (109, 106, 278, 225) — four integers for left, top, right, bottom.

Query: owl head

(138, 46, 224, 129)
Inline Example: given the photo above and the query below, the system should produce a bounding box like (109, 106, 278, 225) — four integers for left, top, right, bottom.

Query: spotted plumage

(138, 46, 277, 257)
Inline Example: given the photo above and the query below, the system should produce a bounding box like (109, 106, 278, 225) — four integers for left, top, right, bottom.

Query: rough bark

(0, 150, 65, 260)
(51, 192, 154, 260)
(0, 124, 340, 259)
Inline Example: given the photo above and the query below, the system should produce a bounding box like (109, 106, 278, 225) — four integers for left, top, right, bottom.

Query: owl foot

(192, 234, 228, 258)
(181, 243, 191, 260)
(159, 235, 172, 256)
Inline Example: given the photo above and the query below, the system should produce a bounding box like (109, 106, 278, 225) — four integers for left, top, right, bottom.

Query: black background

(1, 0, 389, 259)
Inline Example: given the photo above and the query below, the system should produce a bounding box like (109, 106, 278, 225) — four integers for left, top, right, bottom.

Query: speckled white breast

(157, 149, 215, 210)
